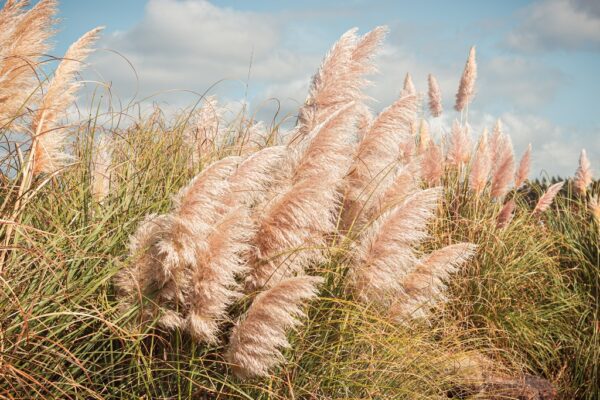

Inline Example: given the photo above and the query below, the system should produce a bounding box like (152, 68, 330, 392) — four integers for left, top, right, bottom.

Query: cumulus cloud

(78, 0, 596, 176)
(88, 0, 319, 108)
(506, 0, 600, 52)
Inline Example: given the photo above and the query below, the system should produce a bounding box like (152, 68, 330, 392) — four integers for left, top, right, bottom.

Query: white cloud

(506, 0, 600, 52)
(79, 0, 596, 176)
(88, 0, 318, 106)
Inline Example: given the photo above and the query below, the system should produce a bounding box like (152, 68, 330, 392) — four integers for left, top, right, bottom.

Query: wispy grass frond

(226, 275, 323, 378)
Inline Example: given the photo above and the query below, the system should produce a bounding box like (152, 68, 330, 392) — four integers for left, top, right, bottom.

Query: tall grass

(1, 2, 598, 399)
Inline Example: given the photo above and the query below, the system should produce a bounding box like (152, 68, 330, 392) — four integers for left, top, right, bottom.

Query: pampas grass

(514, 143, 531, 188)
(490, 134, 515, 200)
(31, 26, 103, 175)
(454, 46, 477, 113)
(226, 275, 323, 378)
(533, 181, 565, 214)
(1, 9, 596, 399)
(427, 73, 443, 117)
(574, 149, 592, 195)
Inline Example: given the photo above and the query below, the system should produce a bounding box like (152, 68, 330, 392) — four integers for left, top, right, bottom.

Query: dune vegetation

(0, 1, 598, 399)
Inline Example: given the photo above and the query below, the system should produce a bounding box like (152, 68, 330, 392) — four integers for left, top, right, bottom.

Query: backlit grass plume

(574, 149, 592, 195)
(401, 72, 416, 96)
(427, 73, 443, 117)
(490, 134, 515, 200)
(348, 188, 441, 307)
(31, 26, 103, 175)
(392, 243, 476, 321)
(226, 275, 323, 378)
(469, 130, 491, 195)
(514, 143, 531, 188)
(296, 26, 385, 137)
(0, 0, 56, 126)
(447, 120, 471, 166)
(454, 46, 477, 112)
(533, 181, 565, 214)
(343, 94, 417, 228)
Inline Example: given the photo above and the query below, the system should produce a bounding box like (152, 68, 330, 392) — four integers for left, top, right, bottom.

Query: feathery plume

(454, 46, 477, 112)
(186, 96, 222, 163)
(533, 181, 564, 214)
(0, 0, 57, 125)
(292, 102, 357, 183)
(401, 72, 416, 96)
(393, 243, 476, 320)
(228, 146, 287, 207)
(417, 120, 431, 154)
(116, 157, 250, 342)
(490, 119, 504, 171)
(514, 144, 531, 188)
(496, 199, 516, 229)
(31, 26, 103, 175)
(91, 135, 112, 203)
(226, 276, 323, 378)
(421, 141, 444, 185)
(574, 149, 592, 195)
(342, 94, 417, 228)
(427, 73, 443, 117)
(469, 131, 491, 195)
(245, 173, 339, 290)
(447, 120, 471, 166)
(349, 188, 441, 306)
(186, 207, 254, 343)
(297, 26, 386, 137)
(173, 156, 241, 220)
(490, 135, 515, 200)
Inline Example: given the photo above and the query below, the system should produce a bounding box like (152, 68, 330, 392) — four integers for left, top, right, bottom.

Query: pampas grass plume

(226, 276, 323, 378)
(32, 26, 103, 174)
(497, 199, 516, 229)
(574, 149, 592, 195)
(514, 144, 531, 188)
(401, 72, 416, 96)
(427, 73, 443, 117)
(454, 46, 477, 112)
(533, 181, 564, 214)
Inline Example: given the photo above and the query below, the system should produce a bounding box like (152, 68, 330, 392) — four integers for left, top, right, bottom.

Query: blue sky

(47, 0, 600, 176)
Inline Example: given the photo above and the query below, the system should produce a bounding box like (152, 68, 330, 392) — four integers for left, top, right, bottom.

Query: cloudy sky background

(52, 0, 600, 177)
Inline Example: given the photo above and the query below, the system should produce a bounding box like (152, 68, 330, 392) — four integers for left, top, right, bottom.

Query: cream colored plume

(421, 141, 444, 185)
(91, 135, 112, 203)
(574, 149, 592, 195)
(348, 188, 441, 306)
(343, 94, 417, 228)
(228, 145, 287, 207)
(226, 275, 322, 378)
(393, 243, 476, 321)
(533, 181, 564, 214)
(292, 102, 357, 183)
(417, 120, 431, 154)
(185, 96, 222, 163)
(297, 26, 386, 137)
(427, 73, 443, 117)
(469, 130, 491, 195)
(245, 172, 340, 291)
(454, 46, 477, 112)
(115, 157, 252, 343)
(0, 0, 56, 125)
(185, 207, 254, 343)
(447, 120, 471, 166)
(497, 199, 516, 229)
(490, 135, 515, 200)
(31, 26, 103, 175)
(514, 144, 532, 188)
(401, 72, 416, 96)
